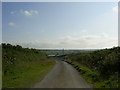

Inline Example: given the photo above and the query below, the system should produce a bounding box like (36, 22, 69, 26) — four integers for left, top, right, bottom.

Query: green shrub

(65, 46, 119, 88)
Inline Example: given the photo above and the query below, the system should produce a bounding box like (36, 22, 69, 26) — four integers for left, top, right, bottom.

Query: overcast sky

(2, 2, 118, 49)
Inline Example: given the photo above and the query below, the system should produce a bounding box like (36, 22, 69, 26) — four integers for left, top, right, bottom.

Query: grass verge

(3, 60, 55, 88)
(64, 60, 118, 88)
(2, 43, 56, 88)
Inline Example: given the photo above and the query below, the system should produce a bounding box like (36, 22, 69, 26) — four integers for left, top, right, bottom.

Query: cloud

(8, 22, 16, 27)
(81, 29, 87, 33)
(16, 33, 117, 49)
(112, 6, 118, 13)
(18, 41, 60, 49)
(59, 34, 118, 49)
(10, 11, 16, 14)
(20, 10, 39, 16)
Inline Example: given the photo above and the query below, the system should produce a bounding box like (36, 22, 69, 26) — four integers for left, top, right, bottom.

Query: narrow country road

(33, 60, 93, 88)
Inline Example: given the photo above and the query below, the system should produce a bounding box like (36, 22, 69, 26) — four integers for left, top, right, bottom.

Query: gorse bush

(69, 47, 119, 77)
(2, 43, 47, 75)
(66, 46, 119, 88)
(2, 43, 55, 88)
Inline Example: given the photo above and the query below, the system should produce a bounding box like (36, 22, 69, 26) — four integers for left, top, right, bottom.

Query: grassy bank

(2, 43, 56, 88)
(64, 47, 119, 88)
(0, 71, 1, 89)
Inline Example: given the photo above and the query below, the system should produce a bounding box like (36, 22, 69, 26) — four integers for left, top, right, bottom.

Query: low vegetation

(2, 43, 119, 88)
(64, 47, 119, 88)
(2, 43, 55, 88)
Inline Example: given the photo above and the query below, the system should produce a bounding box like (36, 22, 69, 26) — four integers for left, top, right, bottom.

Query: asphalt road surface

(33, 60, 93, 88)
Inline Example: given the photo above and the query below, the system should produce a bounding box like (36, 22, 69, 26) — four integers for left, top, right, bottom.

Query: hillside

(2, 43, 119, 88)
(2, 43, 55, 88)
(64, 46, 119, 88)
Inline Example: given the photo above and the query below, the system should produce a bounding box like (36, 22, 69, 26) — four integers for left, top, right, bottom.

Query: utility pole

(62, 48, 64, 55)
